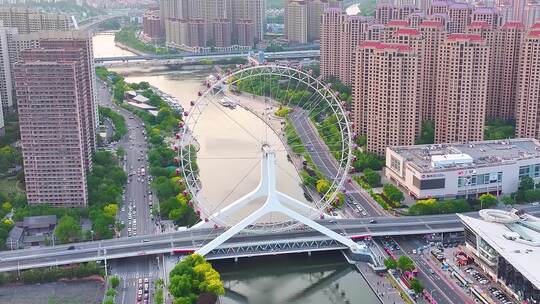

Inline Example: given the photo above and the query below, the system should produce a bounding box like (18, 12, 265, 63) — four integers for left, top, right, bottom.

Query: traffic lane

(290, 114, 383, 216)
(395, 236, 467, 304)
(0, 219, 463, 262)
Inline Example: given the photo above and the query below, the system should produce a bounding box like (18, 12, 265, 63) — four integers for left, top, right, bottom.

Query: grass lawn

(0, 176, 24, 196)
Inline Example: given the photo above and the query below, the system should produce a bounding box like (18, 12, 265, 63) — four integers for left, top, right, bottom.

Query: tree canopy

(396, 255, 415, 272)
(55, 215, 82, 244)
(169, 254, 224, 304)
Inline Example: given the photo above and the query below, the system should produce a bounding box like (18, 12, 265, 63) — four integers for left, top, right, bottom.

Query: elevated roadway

(0, 212, 494, 272)
(94, 50, 320, 63)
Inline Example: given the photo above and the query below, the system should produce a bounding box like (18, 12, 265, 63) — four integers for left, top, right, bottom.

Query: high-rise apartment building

(0, 27, 16, 110)
(321, 8, 345, 81)
(321, 8, 371, 84)
(352, 42, 419, 155)
(447, 3, 473, 33)
(284, 0, 339, 44)
(161, 0, 263, 51)
(14, 35, 96, 206)
(492, 22, 524, 120)
(142, 8, 163, 43)
(516, 25, 540, 140)
(418, 20, 445, 121)
(339, 15, 370, 84)
(471, 7, 502, 29)
(435, 34, 490, 144)
(285, 0, 308, 44)
(0, 7, 70, 34)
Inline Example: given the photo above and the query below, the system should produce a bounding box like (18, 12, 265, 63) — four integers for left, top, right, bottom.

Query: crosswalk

(113, 271, 159, 280)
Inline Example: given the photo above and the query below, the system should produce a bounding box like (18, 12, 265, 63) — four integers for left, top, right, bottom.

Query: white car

(128, 228, 131, 232)
(133, 219, 137, 224)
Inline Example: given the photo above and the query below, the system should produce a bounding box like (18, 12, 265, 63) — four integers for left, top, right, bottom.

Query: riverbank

(114, 40, 147, 56)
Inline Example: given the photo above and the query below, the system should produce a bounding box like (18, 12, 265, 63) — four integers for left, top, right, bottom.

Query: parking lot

(462, 265, 517, 304)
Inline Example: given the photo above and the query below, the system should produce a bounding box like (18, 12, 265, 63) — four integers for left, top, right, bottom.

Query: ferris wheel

(177, 63, 354, 236)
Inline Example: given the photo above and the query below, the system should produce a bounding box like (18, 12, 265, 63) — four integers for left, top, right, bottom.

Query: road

(0, 211, 501, 272)
(289, 110, 385, 217)
(384, 236, 469, 304)
(97, 81, 157, 238)
(97, 81, 160, 303)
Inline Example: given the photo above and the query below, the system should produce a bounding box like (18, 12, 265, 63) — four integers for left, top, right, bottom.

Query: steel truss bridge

(0, 213, 481, 272)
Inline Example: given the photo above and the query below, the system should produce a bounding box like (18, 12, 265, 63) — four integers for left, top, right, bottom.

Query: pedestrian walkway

(356, 262, 407, 304)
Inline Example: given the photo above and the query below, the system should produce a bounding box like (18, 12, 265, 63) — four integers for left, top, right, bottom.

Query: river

(92, 33, 380, 304)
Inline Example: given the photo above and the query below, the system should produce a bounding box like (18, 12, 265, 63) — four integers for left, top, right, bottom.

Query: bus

(470, 287, 493, 304)
(422, 290, 438, 304)
(350, 234, 371, 241)
(452, 271, 469, 287)
(172, 249, 195, 255)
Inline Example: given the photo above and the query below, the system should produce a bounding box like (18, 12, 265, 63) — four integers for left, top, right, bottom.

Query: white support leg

(272, 199, 360, 252)
(194, 145, 360, 256)
(195, 202, 273, 256)
(277, 192, 332, 219)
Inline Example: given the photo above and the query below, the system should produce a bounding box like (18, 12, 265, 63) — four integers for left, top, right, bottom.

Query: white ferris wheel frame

(179, 64, 354, 234)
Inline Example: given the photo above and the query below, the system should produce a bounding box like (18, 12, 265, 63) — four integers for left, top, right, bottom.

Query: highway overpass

(0, 213, 470, 272)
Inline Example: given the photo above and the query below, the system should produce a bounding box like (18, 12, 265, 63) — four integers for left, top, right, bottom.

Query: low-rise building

(13, 215, 58, 247)
(385, 139, 540, 200)
(459, 210, 540, 302)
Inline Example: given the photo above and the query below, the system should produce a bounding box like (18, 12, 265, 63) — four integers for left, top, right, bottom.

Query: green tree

(384, 258, 397, 269)
(409, 278, 424, 294)
(396, 255, 415, 272)
(479, 194, 498, 209)
(416, 120, 435, 144)
(1, 201, 12, 213)
(54, 215, 81, 244)
(362, 168, 381, 188)
(316, 179, 330, 194)
(169, 254, 224, 304)
(520, 176, 535, 191)
(110, 276, 120, 289)
(103, 204, 118, 217)
(382, 184, 404, 204)
(524, 189, 540, 202)
(501, 195, 514, 206)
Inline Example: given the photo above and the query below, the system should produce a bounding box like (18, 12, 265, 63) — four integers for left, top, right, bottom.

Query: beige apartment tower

(0, 7, 70, 34)
(516, 26, 540, 140)
(352, 42, 419, 156)
(13, 31, 97, 207)
(321, 8, 345, 81)
(418, 20, 445, 121)
(15, 48, 91, 207)
(435, 34, 490, 144)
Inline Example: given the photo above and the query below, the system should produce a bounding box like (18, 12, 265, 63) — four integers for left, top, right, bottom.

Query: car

(128, 228, 132, 232)
(144, 283, 149, 292)
(121, 220, 125, 225)
(144, 278, 149, 283)
(138, 278, 143, 284)
(133, 219, 137, 224)
(369, 219, 377, 224)
(67, 245, 76, 250)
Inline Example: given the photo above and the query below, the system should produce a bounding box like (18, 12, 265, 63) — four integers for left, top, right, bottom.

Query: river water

(93, 33, 380, 304)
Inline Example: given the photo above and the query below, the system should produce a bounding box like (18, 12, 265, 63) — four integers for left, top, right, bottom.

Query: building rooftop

(132, 95, 149, 103)
(22, 215, 57, 230)
(126, 101, 157, 111)
(389, 138, 540, 173)
(458, 211, 540, 290)
(7, 226, 23, 244)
